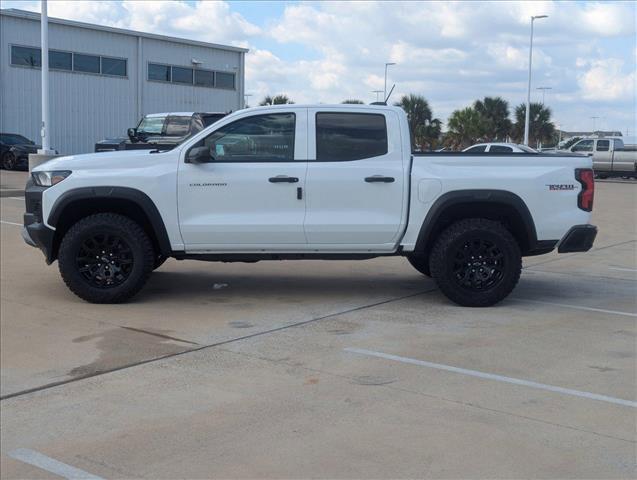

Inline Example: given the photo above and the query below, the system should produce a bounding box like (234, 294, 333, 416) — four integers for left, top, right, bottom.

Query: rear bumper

(557, 225, 598, 253)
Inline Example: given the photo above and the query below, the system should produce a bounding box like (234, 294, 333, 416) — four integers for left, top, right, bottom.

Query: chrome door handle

(365, 175, 395, 183)
(269, 175, 299, 183)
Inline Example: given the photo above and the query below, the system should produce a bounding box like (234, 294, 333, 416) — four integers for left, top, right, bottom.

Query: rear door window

(165, 116, 192, 136)
(316, 112, 388, 161)
(596, 140, 610, 152)
(489, 145, 513, 153)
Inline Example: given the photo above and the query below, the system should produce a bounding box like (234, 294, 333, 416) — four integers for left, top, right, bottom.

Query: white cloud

(578, 58, 636, 101)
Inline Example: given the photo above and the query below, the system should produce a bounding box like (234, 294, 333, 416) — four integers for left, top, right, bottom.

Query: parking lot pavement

(0, 170, 28, 197)
(1, 182, 635, 478)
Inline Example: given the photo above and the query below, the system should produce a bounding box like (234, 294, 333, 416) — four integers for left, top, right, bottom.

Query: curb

(0, 190, 24, 198)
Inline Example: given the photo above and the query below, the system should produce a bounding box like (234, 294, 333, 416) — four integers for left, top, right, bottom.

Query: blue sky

(4, 1, 636, 135)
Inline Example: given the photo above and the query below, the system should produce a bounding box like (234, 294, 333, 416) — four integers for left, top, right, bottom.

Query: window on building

(464, 145, 487, 153)
(216, 71, 235, 89)
(11, 46, 41, 67)
(194, 69, 215, 87)
(101, 57, 126, 76)
(165, 116, 192, 136)
(73, 53, 100, 73)
(596, 140, 610, 152)
(489, 145, 513, 153)
(49, 50, 72, 70)
(172, 66, 193, 84)
(195, 113, 296, 162)
(316, 113, 388, 161)
(148, 63, 171, 82)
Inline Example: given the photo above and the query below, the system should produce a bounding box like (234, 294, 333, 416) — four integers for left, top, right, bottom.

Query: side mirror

(186, 145, 212, 164)
(127, 127, 137, 142)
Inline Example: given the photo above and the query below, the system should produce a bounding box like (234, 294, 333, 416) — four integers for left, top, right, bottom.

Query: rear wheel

(2, 152, 17, 170)
(429, 218, 521, 307)
(58, 213, 155, 303)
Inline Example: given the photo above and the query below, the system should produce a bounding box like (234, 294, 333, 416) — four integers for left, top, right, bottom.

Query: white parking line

(8, 448, 104, 479)
(515, 299, 637, 318)
(608, 266, 637, 273)
(0, 220, 22, 226)
(344, 348, 637, 408)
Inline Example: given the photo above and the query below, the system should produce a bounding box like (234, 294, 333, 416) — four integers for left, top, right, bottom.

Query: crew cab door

(304, 109, 407, 250)
(177, 109, 308, 249)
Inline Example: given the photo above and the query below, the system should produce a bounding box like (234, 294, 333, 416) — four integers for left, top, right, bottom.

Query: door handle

(269, 175, 299, 183)
(365, 175, 395, 183)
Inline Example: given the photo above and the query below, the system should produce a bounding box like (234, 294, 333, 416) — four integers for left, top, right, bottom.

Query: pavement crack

(118, 326, 200, 346)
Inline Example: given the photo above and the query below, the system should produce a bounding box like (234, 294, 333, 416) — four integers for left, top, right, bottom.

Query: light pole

(243, 93, 252, 108)
(371, 90, 383, 102)
(524, 14, 548, 146)
(590, 116, 599, 133)
(384, 62, 396, 102)
(537, 86, 552, 104)
(39, 0, 54, 155)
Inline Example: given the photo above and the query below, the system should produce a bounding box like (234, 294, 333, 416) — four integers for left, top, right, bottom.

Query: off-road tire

(429, 218, 521, 307)
(2, 152, 17, 170)
(406, 254, 430, 277)
(58, 213, 155, 303)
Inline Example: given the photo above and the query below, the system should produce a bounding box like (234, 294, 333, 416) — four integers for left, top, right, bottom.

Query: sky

(3, 0, 636, 134)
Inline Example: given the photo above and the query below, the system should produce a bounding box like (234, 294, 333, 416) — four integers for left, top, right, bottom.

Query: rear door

(593, 139, 612, 172)
(304, 109, 406, 250)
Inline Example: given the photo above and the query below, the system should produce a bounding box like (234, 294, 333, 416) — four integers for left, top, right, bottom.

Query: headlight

(32, 171, 72, 187)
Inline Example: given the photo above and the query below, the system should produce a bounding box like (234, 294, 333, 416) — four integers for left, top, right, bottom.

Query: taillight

(575, 168, 594, 212)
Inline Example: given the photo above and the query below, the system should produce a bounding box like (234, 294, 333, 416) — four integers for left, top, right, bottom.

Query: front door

(177, 110, 308, 250)
(304, 109, 407, 250)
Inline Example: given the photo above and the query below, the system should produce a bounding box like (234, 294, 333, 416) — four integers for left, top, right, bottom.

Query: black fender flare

(414, 189, 538, 254)
(48, 186, 172, 256)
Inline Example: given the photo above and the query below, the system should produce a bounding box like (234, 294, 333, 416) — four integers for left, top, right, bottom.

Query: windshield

(137, 116, 167, 135)
(1, 134, 32, 145)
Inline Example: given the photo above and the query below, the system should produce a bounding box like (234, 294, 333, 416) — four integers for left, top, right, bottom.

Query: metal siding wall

(0, 13, 244, 155)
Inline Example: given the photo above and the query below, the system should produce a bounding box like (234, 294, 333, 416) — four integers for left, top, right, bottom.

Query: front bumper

(23, 179, 56, 263)
(557, 224, 598, 253)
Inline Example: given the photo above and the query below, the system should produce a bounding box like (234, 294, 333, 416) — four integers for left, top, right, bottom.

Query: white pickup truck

(23, 105, 597, 307)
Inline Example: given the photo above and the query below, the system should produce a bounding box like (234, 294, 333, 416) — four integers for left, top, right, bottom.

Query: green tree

(259, 95, 294, 106)
(342, 99, 364, 104)
(394, 94, 441, 150)
(445, 107, 484, 149)
(473, 96, 511, 141)
(511, 102, 555, 146)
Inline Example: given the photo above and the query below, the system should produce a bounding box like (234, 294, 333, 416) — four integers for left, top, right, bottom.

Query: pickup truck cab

(565, 137, 636, 178)
(94, 112, 226, 152)
(24, 105, 597, 307)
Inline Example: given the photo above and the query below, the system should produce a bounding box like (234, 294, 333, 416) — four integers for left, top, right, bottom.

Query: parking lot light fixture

(524, 14, 548, 146)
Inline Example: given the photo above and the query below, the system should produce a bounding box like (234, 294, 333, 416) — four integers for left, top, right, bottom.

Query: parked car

(24, 104, 596, 307)
(94, 112, 227, 152)
(0, 133, 39, 170)
(463, 143, 538, 153)
(560, 137, 636, 179)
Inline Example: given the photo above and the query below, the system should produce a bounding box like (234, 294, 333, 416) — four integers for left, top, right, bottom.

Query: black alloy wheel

(450, 238, 505, 291)
(76, 233, 134, 288)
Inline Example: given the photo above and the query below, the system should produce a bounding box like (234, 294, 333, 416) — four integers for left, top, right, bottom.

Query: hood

(32, 148, 160, 172)
(11, 143, 39, 153)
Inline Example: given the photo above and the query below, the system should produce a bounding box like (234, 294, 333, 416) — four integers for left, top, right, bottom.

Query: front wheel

(2, 152, 17, 170)
(429, 218, 521, 307)
(58, 213, 155, 303)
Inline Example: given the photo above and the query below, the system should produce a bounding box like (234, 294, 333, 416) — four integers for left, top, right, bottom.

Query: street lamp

(371, 90, 383, 102)
(243, 93, 252, 108)
(536, 86, 552, 104)
(523, 14, 548, 146)
(590, 116, 599, 133)
(384, 62, 396, 102)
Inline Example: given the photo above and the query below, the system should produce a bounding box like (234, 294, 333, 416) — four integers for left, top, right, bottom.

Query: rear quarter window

(316, 112, 388, 161)
(489, 145, 513, 153)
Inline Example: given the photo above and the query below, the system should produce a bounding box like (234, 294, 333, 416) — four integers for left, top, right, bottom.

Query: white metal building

(0, 8, 247, 154)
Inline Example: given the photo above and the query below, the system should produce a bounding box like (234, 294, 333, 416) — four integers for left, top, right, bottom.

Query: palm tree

(394, 94, 441, 150)
(445, 107, 484, 149)
(511, 103, 555, 146)
(259, 95, 294, 106)
(473, 96, 511, 141)
(342, 99, 364, 104)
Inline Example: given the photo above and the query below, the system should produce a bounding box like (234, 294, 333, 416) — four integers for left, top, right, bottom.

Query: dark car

(95, 112, 227, 152)
(0, 133, 39, 170)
